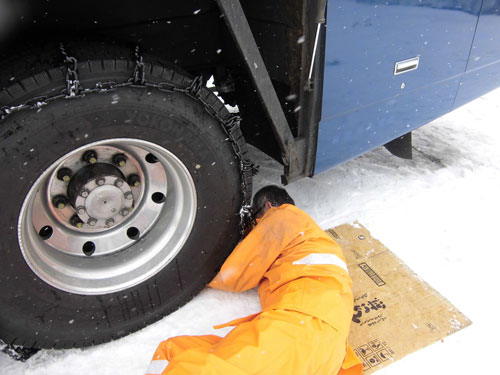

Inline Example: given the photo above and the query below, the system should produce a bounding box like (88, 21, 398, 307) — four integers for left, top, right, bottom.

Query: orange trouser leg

(149, 310, 351, 375)
(209, 309, 347, 375)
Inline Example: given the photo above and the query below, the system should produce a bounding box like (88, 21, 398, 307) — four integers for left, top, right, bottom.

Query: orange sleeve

(208, 207, 292, 292)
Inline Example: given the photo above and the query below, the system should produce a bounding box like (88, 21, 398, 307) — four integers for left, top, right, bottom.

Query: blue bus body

(316, 0, 500, 173)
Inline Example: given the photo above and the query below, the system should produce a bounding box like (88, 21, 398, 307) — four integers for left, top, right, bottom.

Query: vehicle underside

(1, 0, 322, 180)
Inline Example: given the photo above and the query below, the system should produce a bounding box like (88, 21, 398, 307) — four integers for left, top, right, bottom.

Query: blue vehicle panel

(315, 0, 486, 173)
(454, 0, 500, 108)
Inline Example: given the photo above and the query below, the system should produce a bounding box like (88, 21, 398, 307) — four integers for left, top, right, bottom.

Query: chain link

(0, 46, 257, 234)
(132, 45, 146, 85)
(60, 43, 81, 97)
(1, 339, 39, 362)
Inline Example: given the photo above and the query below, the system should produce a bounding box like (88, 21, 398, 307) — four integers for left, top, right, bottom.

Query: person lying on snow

(146, 185, 363, 375)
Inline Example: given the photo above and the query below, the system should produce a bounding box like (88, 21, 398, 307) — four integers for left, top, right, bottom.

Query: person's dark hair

(251, 185, 295, 215)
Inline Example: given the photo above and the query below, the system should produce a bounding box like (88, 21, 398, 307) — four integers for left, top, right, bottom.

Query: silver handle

(394, 57, 420, 75)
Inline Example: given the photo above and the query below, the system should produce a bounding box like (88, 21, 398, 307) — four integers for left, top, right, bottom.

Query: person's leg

(148, 310, 350, 375)
(210, 309, 348, 375)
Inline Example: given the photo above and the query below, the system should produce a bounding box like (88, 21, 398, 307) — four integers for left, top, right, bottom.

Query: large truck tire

(0, 48, 249, 349)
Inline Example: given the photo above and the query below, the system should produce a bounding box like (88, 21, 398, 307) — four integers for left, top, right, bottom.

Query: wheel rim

(18, 138, 197, 295)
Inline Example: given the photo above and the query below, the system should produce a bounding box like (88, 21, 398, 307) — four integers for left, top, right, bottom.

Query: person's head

(251, 185, 295, 219)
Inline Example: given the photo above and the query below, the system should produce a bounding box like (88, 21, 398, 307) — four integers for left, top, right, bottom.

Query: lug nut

(95, 177, 106, 186)
(124, 192, 134, 200)
(105, 218, 115, 227)
(76, 206, 86, 215)
(112, 153, 127, 167)
(83, 150, 98, 164)
(114, 178, 124, 187)
(128, 174, 141, 187)
(87, 217, 97, 226)
(80, 188, 90, 198)
(52, 195, 68, 209)
(70, 214, 84, 228)
(120, 208, 130, 216)
(57, 168, 72, 182)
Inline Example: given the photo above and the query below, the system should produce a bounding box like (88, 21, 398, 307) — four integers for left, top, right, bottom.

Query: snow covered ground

(2, 87, 500, 374)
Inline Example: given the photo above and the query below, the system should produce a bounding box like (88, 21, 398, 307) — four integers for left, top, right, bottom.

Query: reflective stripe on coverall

(147, 204, 363, 375)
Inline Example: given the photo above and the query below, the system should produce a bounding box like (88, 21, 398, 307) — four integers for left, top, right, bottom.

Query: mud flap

(384, 132, 412, 159)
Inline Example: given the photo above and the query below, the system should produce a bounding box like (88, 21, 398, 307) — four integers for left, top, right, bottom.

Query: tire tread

(0, 44, 251, 350)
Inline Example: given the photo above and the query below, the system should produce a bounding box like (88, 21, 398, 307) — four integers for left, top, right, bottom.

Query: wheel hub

(66, 163, 135, 230)
(79, 182, 132, 228)
(18, 139, 197, 295)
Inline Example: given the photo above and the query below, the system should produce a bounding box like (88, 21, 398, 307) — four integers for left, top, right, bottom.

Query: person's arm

(208, 208, 291, 292)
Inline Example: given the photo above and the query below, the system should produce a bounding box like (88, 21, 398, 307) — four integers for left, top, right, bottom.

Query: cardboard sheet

(328, 222, 471, 374)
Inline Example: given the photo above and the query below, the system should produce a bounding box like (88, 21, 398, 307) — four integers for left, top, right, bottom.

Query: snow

(2, 87, 500, 374)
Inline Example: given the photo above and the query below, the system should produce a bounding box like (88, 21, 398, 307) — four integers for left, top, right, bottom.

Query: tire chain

(0, 47, 258, 360)
(0, 45, 257, 237)
(1, 339, 39, 362)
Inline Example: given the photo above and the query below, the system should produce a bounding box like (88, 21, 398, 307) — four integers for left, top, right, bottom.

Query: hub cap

(18, 139, 197, 295)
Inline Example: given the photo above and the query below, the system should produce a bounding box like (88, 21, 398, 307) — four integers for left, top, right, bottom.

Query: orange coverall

(147, 204, 362, 375)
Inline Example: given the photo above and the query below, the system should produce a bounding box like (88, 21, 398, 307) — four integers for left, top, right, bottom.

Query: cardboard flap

(328, 222, 471, 374)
